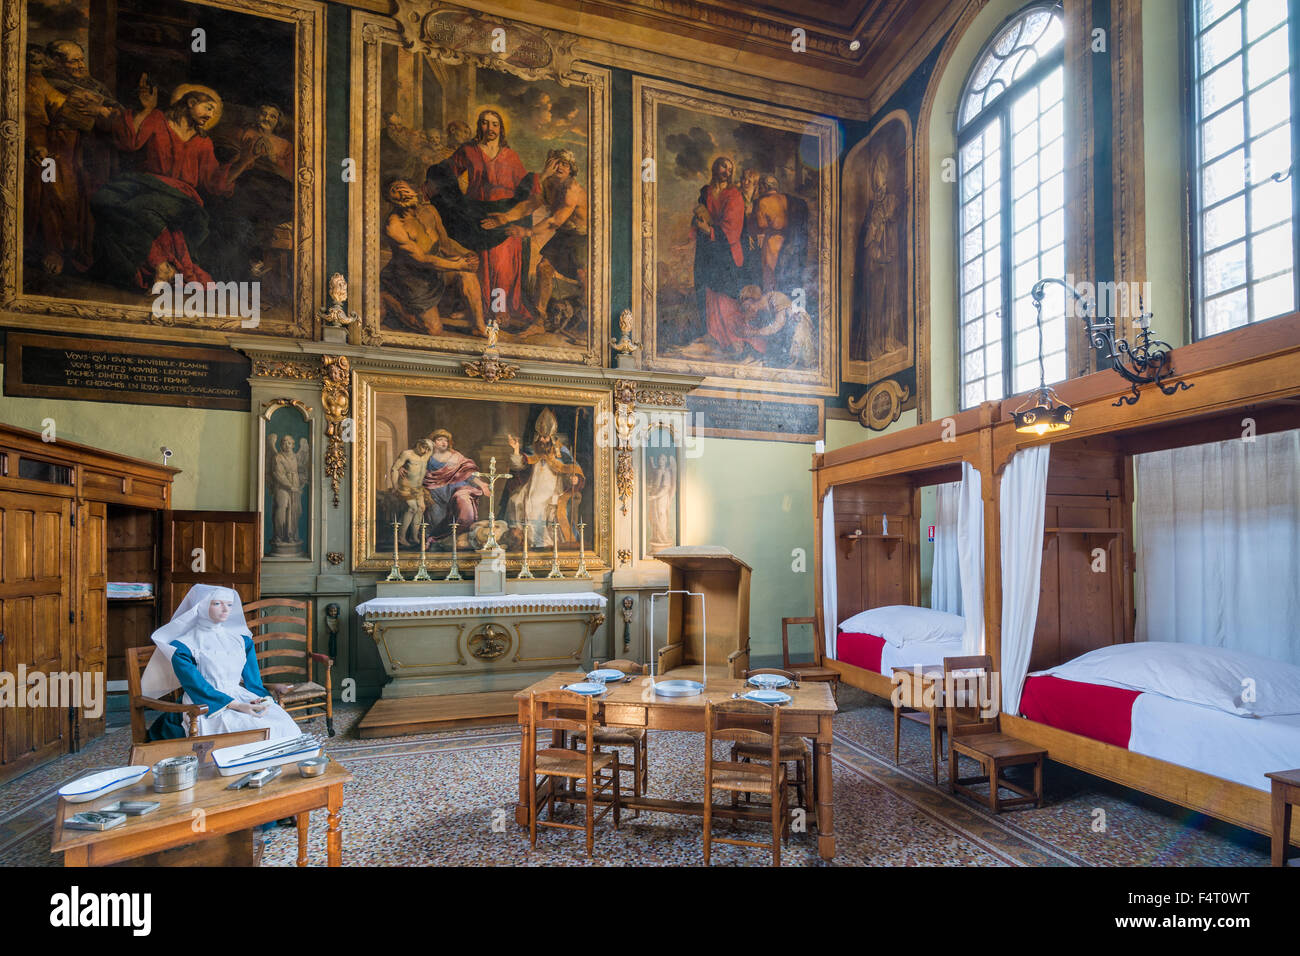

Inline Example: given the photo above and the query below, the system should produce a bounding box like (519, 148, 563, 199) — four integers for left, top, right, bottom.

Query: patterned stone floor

(0, 687, 1271, 866)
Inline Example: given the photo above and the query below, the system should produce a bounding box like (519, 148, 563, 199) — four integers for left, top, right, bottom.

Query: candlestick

(385, 520, 405, 582)
(445, 520, 463, 581)
(413, 521, 432, 581)
(471, 456, 511, 552)
(517, 523, 535, 579)
(546, 520, 564, 579)
(573, 521, 591, 579)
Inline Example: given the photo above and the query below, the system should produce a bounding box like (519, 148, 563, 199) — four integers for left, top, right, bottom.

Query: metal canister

(151, 754, 198, 793)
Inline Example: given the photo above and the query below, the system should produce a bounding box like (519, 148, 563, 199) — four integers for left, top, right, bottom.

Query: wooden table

(1266, 768, 1300, 867)
(51, 760, 351, 867)
(514, 672, 839, 859)
(891, 665, 946, 783)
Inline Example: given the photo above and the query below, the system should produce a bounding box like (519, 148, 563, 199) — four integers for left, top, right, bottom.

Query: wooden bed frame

(812, 313, 1300, 845)
(811, 402, 996, 701)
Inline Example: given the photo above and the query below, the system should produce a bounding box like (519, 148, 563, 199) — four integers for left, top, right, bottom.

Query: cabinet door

(76, 500, 108, 744)
(161, 510, 260, 615)
(0, 492, 72, 771)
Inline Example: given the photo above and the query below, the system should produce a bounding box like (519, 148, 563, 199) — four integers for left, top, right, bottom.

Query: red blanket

(1019, 674, 1142, 749)
(836, 631, 885, 674)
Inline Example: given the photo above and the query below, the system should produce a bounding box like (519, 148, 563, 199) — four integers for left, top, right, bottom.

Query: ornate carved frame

(0, 0, 325, 342)
(632, 76, 840, 397)
(351, 368, 613, 573)
(348, 6, 611, 366)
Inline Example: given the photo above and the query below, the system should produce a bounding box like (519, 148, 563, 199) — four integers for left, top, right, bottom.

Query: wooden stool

(781, 617, 839, 702)
(1266, 769, 1300, 867)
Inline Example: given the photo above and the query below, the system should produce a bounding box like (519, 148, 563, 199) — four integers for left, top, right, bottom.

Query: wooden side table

(1266, 768, 1300, 867)
(891, 665, 946, 784)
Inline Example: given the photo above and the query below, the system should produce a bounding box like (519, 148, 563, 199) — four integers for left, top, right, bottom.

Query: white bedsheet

(1128, 693, 1300, 792)
(877, 638, 965, 677)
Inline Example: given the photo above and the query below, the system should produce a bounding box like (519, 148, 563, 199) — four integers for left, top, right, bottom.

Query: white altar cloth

(355, 592, 607, 618)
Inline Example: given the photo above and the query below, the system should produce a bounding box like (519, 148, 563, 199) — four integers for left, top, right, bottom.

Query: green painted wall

(0, 364, 251, 511)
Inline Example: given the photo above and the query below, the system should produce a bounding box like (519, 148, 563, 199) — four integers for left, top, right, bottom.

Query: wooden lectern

(652, 546, 752, 680)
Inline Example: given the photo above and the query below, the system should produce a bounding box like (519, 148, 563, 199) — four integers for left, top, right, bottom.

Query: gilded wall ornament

(254, 359, 320, 380)
(321, 355, 351, 507)
(848, 379, 910, 431)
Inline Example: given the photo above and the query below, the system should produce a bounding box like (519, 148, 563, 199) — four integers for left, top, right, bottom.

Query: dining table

(514, 671, 839, 859)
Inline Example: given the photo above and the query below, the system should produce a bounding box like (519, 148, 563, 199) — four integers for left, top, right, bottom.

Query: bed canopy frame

(812, 313, 1300, 844)
(811, 403, 996, 700)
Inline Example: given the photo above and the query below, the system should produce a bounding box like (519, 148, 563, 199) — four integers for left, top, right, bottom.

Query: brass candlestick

(471, 456, 511, 552)
(546, 520, 564, 579)
(517, 524, 535, 579)
(385, 521, 405, 582)
(573, 521, 591, 579)
(413, 521, 432, 581)
(445, 520, 463, 581)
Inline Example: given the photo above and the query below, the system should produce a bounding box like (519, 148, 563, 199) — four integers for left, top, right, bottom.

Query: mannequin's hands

(228, 699, 269, 715)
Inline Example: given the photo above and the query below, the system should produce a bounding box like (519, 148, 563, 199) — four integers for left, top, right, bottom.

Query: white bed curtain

(1134, 428, 1300, 665)
(1000, 445, 1051, 715)
(956, 462, 986, 655)
(821, 487, 838, 659)
(931, 482, 963, 615)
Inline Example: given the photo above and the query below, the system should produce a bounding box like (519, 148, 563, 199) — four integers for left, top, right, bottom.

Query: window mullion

(1000, 108, 1015, 392)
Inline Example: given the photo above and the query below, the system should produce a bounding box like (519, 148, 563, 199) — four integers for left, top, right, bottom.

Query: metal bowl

(652, 678, 703, 698)
(151, 755, 198, 793)
(297, 755, 330, 778)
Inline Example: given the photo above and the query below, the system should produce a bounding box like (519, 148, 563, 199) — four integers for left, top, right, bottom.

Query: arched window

(956, 2, 1066, 409)
(1190, 0, 1295, 337)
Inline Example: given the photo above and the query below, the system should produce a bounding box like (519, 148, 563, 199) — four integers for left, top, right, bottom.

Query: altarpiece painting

(352, 372, 611, 573)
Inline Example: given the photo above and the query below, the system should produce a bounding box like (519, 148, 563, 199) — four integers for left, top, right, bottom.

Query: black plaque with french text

(686, 389, 823, 443)
(5, 332, 250, 410)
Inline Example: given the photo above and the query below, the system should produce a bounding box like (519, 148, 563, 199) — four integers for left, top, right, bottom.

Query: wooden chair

(943, 655, 1046, 813)
(737, 668, 811, 811)
(781, 616, 840, 701)
(527, 689, 621, 857)
(585, 659, 649, 805)
(126, 645, 207, 744)
(703, 698, 789, 867)
(244, 598, 335, 737)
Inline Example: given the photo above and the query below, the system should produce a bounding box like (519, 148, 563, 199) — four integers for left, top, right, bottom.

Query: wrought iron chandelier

(1030, 277, 1193, 409)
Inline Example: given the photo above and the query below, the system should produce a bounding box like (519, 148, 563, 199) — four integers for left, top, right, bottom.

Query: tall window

(957, 3, 1066, 410)
(1191, 0, 1296, 337)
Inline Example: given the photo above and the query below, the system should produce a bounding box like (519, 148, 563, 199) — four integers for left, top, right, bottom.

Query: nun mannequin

(141, 584, 301, 740)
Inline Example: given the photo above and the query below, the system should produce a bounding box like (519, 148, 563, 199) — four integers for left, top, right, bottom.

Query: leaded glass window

(1191, 0, 1296, 337)
(957, 2, 1067, 409)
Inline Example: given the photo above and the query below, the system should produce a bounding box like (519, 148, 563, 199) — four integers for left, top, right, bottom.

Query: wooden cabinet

(0, 424, 178, 783)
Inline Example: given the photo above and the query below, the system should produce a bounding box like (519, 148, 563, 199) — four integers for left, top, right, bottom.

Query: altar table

(514, 671, 839, 859)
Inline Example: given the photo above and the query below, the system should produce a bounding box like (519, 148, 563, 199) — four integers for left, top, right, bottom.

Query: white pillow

(838, 605, 965, 648)
(1036, 642, 1300, 717)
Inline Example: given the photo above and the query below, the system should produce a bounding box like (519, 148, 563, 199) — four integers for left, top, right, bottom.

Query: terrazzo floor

(0, 687, 1272, 866)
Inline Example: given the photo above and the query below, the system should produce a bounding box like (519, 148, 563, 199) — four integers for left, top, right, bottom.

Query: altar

(354, 580, 607, 737)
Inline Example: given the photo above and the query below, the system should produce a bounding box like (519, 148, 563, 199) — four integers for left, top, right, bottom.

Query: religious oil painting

(352, 372, 612, 572)
(0, 0, 325, 340)
(634, 77, 838, 396)
(260, 400, 312, 560)
(350, 11, 610, 364)
(841, 109, 915, 387)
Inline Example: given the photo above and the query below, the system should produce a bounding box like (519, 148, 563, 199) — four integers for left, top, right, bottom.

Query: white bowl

(59, 767, 150, 804)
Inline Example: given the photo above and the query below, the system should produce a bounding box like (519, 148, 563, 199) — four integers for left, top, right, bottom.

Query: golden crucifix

(472, 456, 512, 551)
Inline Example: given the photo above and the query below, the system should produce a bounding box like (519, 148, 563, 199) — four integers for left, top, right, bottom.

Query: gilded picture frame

(840, 109, 915, 387)
(0, 0, 325, 342)
(351, 369, 612, 573)
(348, 8, 611, 365)
(633, 76, 839, 397)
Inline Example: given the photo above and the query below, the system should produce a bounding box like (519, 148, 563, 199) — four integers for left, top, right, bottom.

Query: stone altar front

(355, 581, 607, 698)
